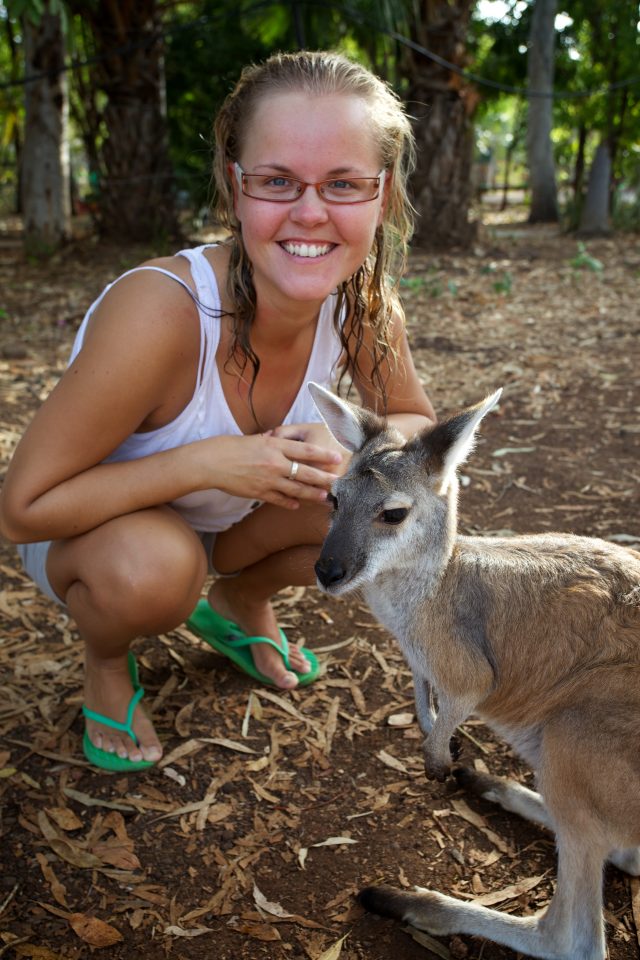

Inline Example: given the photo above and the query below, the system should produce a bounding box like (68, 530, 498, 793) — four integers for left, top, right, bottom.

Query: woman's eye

(328, 179, 356, 191)
(380, 507, 408, 525)
(265, 176, 291, 188)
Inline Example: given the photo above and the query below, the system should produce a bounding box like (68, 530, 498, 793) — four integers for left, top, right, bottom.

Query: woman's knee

(51, 511, 207, 632)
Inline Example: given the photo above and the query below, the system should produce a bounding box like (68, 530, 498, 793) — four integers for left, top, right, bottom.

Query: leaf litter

(1, 224, 639, 958)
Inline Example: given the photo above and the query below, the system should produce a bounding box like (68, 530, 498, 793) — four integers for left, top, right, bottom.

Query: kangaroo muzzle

(314, 555, 347, 589)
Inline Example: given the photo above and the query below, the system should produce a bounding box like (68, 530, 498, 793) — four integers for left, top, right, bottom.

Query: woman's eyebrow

(252, 163, 364, 176)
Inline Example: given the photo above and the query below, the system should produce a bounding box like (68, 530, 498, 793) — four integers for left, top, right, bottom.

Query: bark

(21, 7, 71, 253)
(70, 0, 178, 241)
(578, 141, 611, 236)
(573, 123, 587, 204)
(407, 0, 477, 250)
(526, 0, 559, 223)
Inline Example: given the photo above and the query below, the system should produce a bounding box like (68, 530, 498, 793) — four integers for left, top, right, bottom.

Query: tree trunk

(578, 140, 611, 236)
(74, 0, 178, 242)
(526, 0, 559, 223)
(407, 1, 477, 250)
(21, 6, 71, 254)
(573, 123, 587, 204)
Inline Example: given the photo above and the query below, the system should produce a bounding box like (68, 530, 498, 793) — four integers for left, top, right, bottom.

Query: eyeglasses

(233, 162, 385, 204)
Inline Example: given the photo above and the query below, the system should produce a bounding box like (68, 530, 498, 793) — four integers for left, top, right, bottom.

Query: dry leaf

(464, 875, 545, 907)
(37, 812, 102, 869)
(377, 749, 409, 774)
(91, 839, 141, 871)
(245, 755, 270, 772)
(387, 712, 414, 727)
(253, 884, 295, 918)
(206, 802, 234, 825)
(174, 701, 194, 736)
(62, 788, 135, 812)
(198, 736, 258, 754)
(158, 738, 206, 768)
(316, 932, 349, 959)
(311, 837, 358, 848)
(406, 925, 451, 958)
(163, 925, 214, 938)
(229, 921, 281, 941)
(35, 853, 68, 908)
(45, 807, 83, 832)
(68, 914, 123, 947)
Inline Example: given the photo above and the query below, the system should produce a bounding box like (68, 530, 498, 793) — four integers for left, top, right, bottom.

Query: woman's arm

(351, 308, 436, 438)
(0, 271, 339, 543)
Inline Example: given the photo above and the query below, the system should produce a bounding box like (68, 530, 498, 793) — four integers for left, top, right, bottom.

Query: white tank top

(69, 244, 345, 532)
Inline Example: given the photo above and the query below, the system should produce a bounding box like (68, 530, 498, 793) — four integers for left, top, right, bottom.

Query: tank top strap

(174, 245, 223, 385)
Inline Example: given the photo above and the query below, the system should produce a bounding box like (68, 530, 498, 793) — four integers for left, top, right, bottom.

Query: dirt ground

(1, 214, 639, 960)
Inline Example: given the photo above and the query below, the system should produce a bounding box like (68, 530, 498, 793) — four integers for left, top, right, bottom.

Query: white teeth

(281, 242, 332, 258)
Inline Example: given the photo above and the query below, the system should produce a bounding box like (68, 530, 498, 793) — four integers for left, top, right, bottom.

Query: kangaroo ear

(413, 389, 502, 493)
(308, 382, 385, 452)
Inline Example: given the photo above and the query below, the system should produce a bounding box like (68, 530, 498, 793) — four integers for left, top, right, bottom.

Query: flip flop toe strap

(223, 631, 293, 671)
(82, 686, 145, 746)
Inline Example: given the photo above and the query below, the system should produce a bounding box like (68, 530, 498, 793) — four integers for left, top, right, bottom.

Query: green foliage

(492, 271, 513, 295)
(569, 242, 604, 272)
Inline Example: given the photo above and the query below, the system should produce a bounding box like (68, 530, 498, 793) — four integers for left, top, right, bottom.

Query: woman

(0, 51, 436, 771)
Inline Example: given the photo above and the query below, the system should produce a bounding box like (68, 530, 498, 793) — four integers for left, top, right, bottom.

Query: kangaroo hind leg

(609, 847, 640, 875)
(360, 827, 607, 959)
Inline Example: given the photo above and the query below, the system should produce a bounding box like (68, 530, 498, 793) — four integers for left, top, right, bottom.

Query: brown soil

(1, 217, 639, 959)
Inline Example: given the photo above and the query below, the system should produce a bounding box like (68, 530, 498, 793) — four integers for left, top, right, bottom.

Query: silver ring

(288, 460, 300, 481)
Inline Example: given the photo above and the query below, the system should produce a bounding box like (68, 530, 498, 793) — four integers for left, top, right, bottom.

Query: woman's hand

(270, 422, 348, 465)
(206, 431, 343, 510)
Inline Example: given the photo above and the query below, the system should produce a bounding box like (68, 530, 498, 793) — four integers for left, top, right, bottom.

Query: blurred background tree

(0, 0, 638, 253)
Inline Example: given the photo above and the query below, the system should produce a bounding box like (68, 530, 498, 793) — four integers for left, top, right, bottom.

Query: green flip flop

(82, 652, 157, 772)
(186, 599, 321, 687)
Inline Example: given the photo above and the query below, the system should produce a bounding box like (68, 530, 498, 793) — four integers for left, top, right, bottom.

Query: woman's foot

(83, 652, 163, 763)
(207, 580, 310, 690)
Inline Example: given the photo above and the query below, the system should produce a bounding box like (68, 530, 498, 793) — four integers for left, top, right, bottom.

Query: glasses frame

(232, 162, 385, 205)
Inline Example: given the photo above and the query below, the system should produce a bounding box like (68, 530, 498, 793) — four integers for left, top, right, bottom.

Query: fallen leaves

(2, 230, 639, 959)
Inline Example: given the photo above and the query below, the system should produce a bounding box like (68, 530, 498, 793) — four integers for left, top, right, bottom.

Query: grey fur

(310, 382, 640, 960)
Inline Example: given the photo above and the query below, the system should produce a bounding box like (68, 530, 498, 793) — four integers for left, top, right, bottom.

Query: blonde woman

(0, 51, 435, 771)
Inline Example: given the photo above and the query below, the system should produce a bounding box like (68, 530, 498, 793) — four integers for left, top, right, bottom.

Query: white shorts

(16, 534, 235, 608)
(16, 540, 63, 606)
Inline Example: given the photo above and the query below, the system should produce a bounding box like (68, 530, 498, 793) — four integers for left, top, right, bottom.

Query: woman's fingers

(283, 462, 336, 495)
(279, 438, 343, 469)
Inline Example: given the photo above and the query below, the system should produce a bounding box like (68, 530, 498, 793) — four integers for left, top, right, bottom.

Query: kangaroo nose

(315, 556, 346, 589)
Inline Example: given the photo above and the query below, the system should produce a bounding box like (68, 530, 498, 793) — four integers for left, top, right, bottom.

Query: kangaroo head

(309, 383, 502, 595)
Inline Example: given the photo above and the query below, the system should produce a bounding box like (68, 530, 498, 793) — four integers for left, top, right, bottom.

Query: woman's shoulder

(82, 253, 202, 354)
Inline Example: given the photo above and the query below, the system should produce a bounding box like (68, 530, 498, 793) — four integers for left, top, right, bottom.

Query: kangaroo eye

(380, 507, 408, 525)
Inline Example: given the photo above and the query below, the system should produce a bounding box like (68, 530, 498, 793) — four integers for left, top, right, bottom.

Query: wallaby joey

(310, 381, 640, 960)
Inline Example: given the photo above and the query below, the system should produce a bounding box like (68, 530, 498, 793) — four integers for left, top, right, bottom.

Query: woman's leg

(47, 506, 207, 762)
(210, 501, 330, 689)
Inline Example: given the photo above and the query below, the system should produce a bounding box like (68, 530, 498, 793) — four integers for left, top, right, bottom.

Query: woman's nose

(289, 185, 330, 225)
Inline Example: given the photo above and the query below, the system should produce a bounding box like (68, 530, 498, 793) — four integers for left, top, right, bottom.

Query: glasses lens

(241, 172, 381, 203)
(243, 175, 301, 200)
(320, 178, 380, 203)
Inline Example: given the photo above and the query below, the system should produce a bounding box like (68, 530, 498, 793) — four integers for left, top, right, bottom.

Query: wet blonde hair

(212, 50, 416, 414)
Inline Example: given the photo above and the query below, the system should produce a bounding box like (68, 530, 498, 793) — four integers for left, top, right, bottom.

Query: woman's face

(234, 92, 387, 314)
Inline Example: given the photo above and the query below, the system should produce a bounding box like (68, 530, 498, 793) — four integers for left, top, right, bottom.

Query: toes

(289, 647, 311, 673)
(276, 670, 299, 690)
(142, 743, 163, 762)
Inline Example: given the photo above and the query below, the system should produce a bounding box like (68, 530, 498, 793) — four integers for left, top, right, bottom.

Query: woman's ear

(376, 167, 392, 227)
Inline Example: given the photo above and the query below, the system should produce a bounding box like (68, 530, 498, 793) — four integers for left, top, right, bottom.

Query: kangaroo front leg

(454, 767, 554, 831)
(412, 673, 436, 735)
(422, 692, 475, 782)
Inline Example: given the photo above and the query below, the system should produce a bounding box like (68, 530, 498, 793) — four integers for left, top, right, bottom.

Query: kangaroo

(309, 381, 640, 960)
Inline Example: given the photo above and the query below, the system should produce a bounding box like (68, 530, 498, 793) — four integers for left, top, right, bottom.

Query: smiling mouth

(279, 241, 335, 258)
